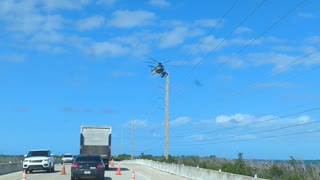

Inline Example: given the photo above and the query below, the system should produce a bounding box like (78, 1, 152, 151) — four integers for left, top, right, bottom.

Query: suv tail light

(72, 163, 78, 169)
(97, 163, 103, 169)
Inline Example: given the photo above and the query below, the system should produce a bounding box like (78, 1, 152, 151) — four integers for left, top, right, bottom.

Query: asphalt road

(0, 163, 190, 180)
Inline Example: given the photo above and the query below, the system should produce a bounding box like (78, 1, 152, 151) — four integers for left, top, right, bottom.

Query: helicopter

(147, 58, 168, 78)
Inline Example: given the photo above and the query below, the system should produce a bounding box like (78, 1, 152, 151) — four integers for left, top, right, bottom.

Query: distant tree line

(0, 155, 24, 164)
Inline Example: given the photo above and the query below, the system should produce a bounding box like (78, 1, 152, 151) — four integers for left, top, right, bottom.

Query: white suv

(23, 149, 55, 173)
(61, 153, 74, 164)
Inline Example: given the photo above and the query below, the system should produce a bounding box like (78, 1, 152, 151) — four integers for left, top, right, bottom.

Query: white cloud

(148, 0, 170, 8)
(122, 120, 149, 129)
(228, 38, 262, 46)
(247, 52, 299, 71)
(215, 113, 314, 130)
(132, 120, 148, 128)
(170, 117, 191, 127)
(234, 27, 252, 34)
(193, 35, 225, 53)
(41, 0, 91, 10)
(0, 3, 65, 34)
(190, 134, 211, 141)
(272, 45, 295, 52)
(0, 55, 25, 63)
(250, 82, 292, 89)
(169, 58, 203, 66)
(217, 56, 246, 69)
(88, 42, 129, 57)
(194, 19, 223, 28)
(189, 36, 260, 54)
(31, 32, 64, 43)
(216, 113, 255, 124)
(298, 12, 317, 19)
(107, 10, 156, 28)
(77, 15, 105, 31)
(297, 116, 311, 123)
(96, 0, 116, 6)
(305, 36, 320, 44)
(158, 27, 189, 48)
(194, 119, 215, 129)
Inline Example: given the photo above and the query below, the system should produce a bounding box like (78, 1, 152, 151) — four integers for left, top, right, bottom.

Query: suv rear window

(63, 155, 73, 158)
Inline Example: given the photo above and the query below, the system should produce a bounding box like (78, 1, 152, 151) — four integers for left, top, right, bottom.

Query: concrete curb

(0, 163, 23, 175)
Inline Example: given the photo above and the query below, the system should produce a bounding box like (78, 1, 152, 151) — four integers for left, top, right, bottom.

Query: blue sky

(1, 0, 320, 160)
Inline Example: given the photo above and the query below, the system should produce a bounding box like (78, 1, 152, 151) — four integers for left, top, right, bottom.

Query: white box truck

(80, 126, 112, 170)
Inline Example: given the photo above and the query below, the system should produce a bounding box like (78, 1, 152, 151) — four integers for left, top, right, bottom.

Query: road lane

(0, 163, 190, 180)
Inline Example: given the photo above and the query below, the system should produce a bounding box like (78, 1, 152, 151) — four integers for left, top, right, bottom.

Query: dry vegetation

(116, 153, 320, 180)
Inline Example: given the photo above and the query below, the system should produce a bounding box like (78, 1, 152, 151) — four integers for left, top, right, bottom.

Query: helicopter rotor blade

(149, 57, 160, 63)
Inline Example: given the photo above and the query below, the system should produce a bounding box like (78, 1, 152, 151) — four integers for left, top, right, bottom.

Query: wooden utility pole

(165, 72, 169, 160)
(121, 130, 123, 155)
(131, 118, 135, 160)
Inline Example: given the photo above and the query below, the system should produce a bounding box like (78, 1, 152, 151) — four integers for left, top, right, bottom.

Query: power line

(196, 49, 320, 118)
(141, 0, 268, 127)
(172, 128, 320, 146)
(170, 0, 267, 92)
(136, 0, 245, 128)
(172, 107, 320, 138)
(167, 0, 308, 123)
(175, 0, 240, 65)
(173, 118, 320, 145)
(206, 0, 307, 74)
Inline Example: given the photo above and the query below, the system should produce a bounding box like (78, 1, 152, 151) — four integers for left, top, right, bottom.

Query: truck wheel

(52, 164, 55, 172)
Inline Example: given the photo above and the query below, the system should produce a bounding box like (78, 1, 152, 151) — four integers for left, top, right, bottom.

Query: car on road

(71, 154, 105, 180)
(23, 149, 55, 173)
(61, 153, 74, 164)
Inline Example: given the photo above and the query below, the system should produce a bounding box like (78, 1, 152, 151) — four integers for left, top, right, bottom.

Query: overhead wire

(133, 0, 245, 137)
(172, 113, 320, 145)
(164, 0, 309, 136)
(196, 49, 320, 119)
(169, 0, 240, 76)
(171, 129, 320, 146)
(148, 0, 269, 128)
(134, 0, 312, 154)
(166, 0, 312, 139)
(169, 0, 267, 93)
(168, 48, 320, 139)
(171, 107, 320, 138)
(138, 0, 241, 116)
